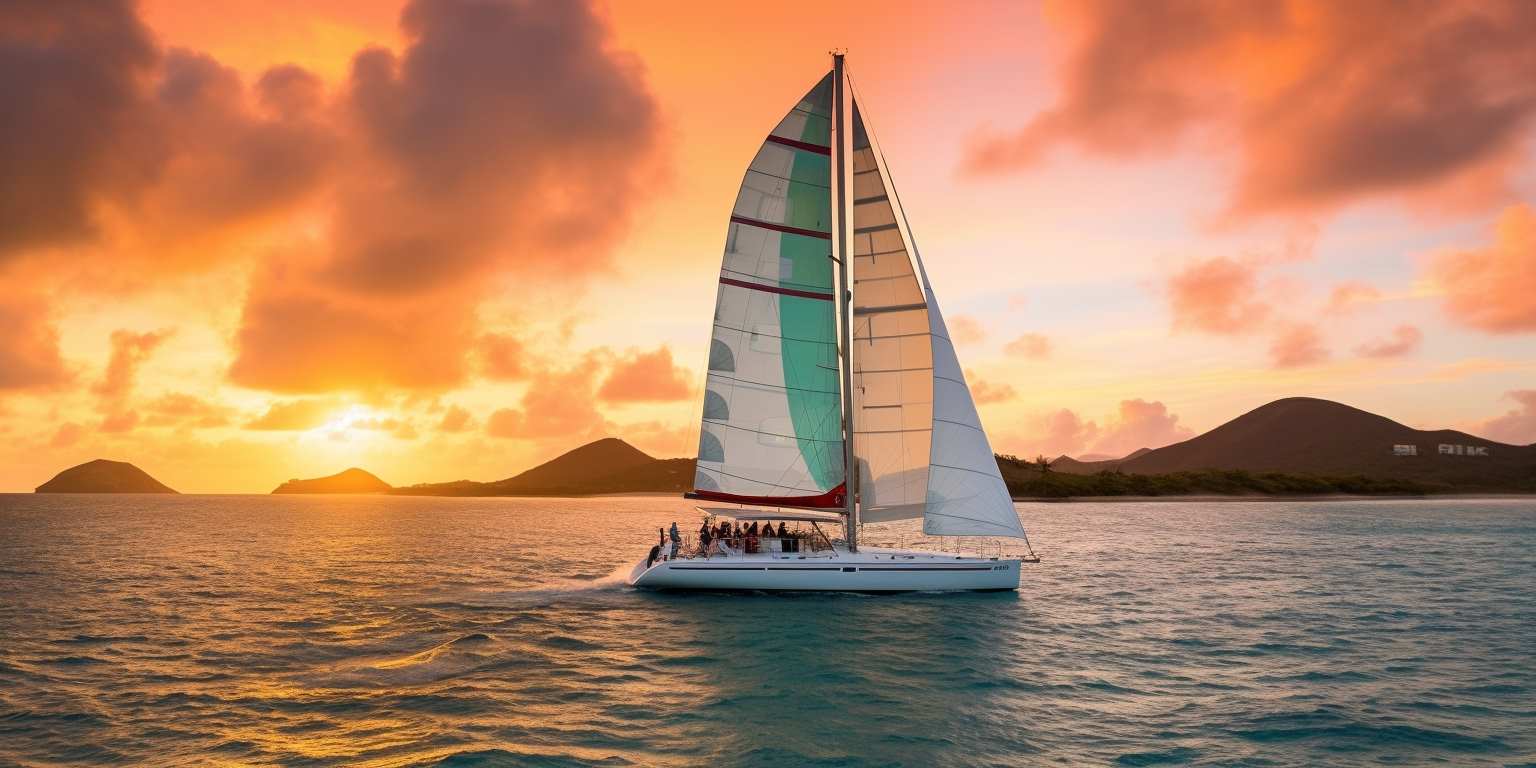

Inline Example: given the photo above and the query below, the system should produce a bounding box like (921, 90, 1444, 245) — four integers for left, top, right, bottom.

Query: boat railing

(654, 534, 834, 561)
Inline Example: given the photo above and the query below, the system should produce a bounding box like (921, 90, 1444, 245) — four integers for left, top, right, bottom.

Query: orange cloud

(1429, 203, 1536, 333)
(1004, 332, 1052, 359)
(1325, 281, 1382, 315)
(1168, 257, 1269, 335)
(1355, 324, 1423, 359)
(49, 422, 86, 448)
(99, 410, 140, 433)
(244, 398, 337, 430)
(598, 347, 691, 403)
(479, 333, 528, 381)
(488, 359, 606, 440)
(964, 0, 1536, 216)
(437, 404, 473, 433)
(228, 269, 474, 393)
(1269, 323, 1329, 368)
(965, 370, 1017, 405)
(1476, 390, 1536, 445)
(142, 393, 232, 428)
(92, 329, 174, 408)
(0, 292, 68, 390)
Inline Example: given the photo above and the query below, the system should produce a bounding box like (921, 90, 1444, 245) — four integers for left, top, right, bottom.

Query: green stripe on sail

(779, 94, 841, 491)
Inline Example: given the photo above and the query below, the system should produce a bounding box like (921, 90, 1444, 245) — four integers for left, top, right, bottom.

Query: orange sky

(2, 0, 1533, 492)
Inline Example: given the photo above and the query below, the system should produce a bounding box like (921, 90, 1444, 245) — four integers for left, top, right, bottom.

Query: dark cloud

(0, 1, 332, 264)
(231, 0, 662, 392)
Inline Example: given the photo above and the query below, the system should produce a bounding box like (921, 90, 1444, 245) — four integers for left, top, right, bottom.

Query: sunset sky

(2, 0, 1534, 492)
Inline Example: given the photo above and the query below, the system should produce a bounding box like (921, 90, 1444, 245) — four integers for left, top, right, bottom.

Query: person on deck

(698, 521, 712, 557)
(669, 522, 681, 558)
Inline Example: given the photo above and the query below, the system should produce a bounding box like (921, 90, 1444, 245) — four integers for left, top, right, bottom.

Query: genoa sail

(848, 98, 1026, 539)
(691, 74, 846, 509)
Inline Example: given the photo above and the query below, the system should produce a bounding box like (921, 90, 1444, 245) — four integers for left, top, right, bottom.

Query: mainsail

(848, 98, 1026, 538)
(691, 74, 846, 509)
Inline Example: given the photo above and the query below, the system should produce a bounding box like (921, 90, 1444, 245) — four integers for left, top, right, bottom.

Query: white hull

(626, 545, 1020, 592)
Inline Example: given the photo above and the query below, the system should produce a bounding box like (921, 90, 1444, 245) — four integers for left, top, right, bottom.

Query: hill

(392, 438, 692, 497)
(272, 468, 392, 494)
(35, 459, 178, 494)
(1051, 398, 1534, 491)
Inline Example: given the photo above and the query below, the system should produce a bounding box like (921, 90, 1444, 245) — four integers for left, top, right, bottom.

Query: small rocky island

(35, 459, 178, 494)
(271, 468, 392, 494)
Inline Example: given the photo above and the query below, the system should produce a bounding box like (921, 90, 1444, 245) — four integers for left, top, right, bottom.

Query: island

(271, 468, 392, 494)
(35, 459, 178, 494)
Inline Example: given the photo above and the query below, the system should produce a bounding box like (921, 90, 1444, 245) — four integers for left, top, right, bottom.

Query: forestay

(692, 74, 846, 509)
(848, 99, 1026, 538)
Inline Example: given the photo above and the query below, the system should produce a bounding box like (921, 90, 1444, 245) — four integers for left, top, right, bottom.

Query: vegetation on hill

(994, 455, 1532, 498)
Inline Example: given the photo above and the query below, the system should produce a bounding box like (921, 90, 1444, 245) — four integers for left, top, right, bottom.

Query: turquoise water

(1, 495, 1532, 766)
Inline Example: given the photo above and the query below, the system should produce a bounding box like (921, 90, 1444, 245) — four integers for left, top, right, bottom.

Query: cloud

(946, 315, 986, 345)
(1476, 390, 1536, 445)
(965, 370, 1018, 405)
(1004, 333, 1052, 359)
(1088, 399, 1193, 457)
(1325, 281, 1382, 315)
(0, 0, 158, 259)
(99, 410, 140, 433)
(0, 292, 69, 390)
(1167, 256, 1270, 335)
(1269, 323, 1330, 368)
(228, 269, 474, 393)
(141, 392, 232, 428)
(228, 0, 662, 393)
(598, 346, 691, 403)
(997, 398, 1190, 459)
(437, 404, 473, 433)
(616, 419, 692, 458)
(963, 0, 1536, 216)
(350, 416, 417, 439)
(49, 422, 86, 448)
(244, 398, 337, 430)
(1355, 324, 1423, 359)
(0, 1, 331, 265)
(479, 333, 528, 380)
(1428, 203, 1536, 333)
(92, 328, 174, 407)
(487, 358, 607, 440)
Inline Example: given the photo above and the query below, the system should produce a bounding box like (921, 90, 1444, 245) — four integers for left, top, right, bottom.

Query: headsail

(691, 74, 846, 509)
(848, 98, 1026, 538)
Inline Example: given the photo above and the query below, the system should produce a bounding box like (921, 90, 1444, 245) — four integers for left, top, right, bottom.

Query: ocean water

(1, 495, 1532, 767)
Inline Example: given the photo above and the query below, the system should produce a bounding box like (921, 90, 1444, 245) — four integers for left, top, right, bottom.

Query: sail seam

(729, 215, 831, 240)
(719, 276, 834, 301)
(852, 302, 927, 316)
(853, 223, 900, 234)
(706, 371, 839, 395)
(702, 420, 842, 443)
(711, 323, 839, 346)
(742, 167, 830, 190)
(765, 134, 831, 155)
(694, 465, 826, 494)
(720, 267, 831, 293)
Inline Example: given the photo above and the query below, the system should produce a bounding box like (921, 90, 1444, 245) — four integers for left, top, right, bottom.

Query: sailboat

(627, 54, 1037, 592)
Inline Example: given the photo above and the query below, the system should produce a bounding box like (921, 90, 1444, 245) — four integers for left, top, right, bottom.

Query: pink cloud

(1355, 324, 1423, 359)
(1429, 203, 1536, 333)
(1004, 333, 1052, 360)
(1168, 257, 1270, 335)
(1269, 324, 1329, 368)
(1476, 390, 1536, 445)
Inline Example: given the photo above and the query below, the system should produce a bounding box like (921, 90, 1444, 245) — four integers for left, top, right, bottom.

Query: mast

(832, 52, 859, 552)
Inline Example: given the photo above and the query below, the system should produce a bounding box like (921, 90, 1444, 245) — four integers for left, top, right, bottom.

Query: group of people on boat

(645, 518, 814, 567)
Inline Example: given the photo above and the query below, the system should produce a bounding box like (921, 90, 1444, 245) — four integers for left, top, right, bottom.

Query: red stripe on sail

(765, 134, 831, 156)
(686, 482, 846, 511)
(719, 277, 834, 301)
(730, 214, 831, 240)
